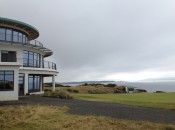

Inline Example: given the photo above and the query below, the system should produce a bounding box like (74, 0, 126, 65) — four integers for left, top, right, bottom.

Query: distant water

(116, 81, 175, 92)
(59, 81, 175, 92)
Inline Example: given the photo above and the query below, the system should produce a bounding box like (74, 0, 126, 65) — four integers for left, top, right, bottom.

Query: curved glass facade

(0, 27, 28, 43)
(23, 50, 41, 68)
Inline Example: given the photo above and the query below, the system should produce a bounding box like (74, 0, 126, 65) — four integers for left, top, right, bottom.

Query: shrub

(67, 88, 73, 92)
(114, 86, 126, 93)
(134, 89, 147, 93)
(104, 84, 116, 88)
(88, 89, 107, 94)
(73, 89, 79, 93)
(44, 88, 51, 92)
(43, 91, 73, 99)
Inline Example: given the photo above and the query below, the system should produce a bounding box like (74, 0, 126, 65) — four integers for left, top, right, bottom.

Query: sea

(59, 81, 175, 92)
(116, 81, 175, 92)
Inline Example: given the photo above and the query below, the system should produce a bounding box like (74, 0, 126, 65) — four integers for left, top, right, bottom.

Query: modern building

(0, 17, 58, 101)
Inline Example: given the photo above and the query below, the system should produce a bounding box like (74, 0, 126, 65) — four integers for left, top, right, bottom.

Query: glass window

(23, 51, 41, 68)
(19, 73, 25, 95)
(0, 71, 14, 91)
(1, 51, 16, 62)
(0, 28, 29, 43)
(22, 34, 26, 43)
(28, 75, 40, 92)
(6, 29, 12, 41)
(19, 33, 22, 43)
(26, 37, 28, 43)
(29, 52, 34, 66)
(13, 31, 18, 42)
(23, 51, 28, 66)
(0, 28, 5, 41)
(28, 75, 33, 91)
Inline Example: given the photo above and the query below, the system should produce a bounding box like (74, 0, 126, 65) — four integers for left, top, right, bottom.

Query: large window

(1, 51, 16, 62)
(0, 71, 14, 91)
(6, 29, 12, 41)
(0, 28, 5, 41)
(28, 75, 40, 93)
(0, 27, 28, 43)
(23, 51, 40, 68)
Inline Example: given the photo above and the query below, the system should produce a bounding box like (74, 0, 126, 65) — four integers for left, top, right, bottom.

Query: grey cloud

(1, 0, 175, 81)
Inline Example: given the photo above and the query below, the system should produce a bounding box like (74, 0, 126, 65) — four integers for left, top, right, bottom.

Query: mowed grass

(0, 105, 174, 130)
(72, 92, 175, 110)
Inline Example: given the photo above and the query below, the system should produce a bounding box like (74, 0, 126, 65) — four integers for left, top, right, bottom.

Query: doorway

(19, 73, 24, 96)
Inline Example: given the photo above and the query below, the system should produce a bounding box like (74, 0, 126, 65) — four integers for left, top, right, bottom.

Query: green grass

(72, 92, 175, 110)
(0, 105, 174, 130)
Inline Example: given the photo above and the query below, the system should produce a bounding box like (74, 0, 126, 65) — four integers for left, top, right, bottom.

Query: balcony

(0, 58, 57, 70)
(22, 58, 57, 70)
(0, 33, 52, 57)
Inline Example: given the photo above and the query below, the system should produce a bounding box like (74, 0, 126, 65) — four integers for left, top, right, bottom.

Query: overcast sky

(1, 0, 175, 82)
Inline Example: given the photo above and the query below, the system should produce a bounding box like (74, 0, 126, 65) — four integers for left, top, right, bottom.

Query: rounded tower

(0, 17, 58, 101)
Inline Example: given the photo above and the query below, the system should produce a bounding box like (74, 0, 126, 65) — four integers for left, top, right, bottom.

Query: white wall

(0, 66, 19, 101)
(0, 42, 58, 100)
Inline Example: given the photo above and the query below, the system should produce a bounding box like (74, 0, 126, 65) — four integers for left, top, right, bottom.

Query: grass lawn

(0, 105, 174, 130)
(72, 92, 175, 110)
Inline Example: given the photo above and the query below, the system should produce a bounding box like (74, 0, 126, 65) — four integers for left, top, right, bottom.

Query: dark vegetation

(43, 90, 73, 99)
(44, 83, 129, 94)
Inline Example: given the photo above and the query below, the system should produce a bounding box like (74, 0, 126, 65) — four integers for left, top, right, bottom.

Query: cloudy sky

(1, 0, 175, 82)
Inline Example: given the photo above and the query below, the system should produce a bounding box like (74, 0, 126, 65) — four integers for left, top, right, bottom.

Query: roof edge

(0, 17, 39, 35)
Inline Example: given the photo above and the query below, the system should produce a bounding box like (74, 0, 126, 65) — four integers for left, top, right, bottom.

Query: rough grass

(0, 105, 174, 130)
(45, 85, 126, 94)
(72, 92, 175, 110)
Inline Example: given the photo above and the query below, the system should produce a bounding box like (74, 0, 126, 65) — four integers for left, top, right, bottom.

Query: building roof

(0, 17, 39, 40)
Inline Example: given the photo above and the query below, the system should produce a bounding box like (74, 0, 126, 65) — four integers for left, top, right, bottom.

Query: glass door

(19, 73, 24, 96)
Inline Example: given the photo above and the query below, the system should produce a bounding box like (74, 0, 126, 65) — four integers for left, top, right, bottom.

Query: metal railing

(0, 58, 57, 70)
(29, 40, 43, 47)
(22, 58, 57, 70)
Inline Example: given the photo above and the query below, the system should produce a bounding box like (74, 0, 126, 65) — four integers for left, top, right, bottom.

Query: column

(40, 75, 43, 92)
(52, 75, 55, 92)
(24, 73, 29, 95)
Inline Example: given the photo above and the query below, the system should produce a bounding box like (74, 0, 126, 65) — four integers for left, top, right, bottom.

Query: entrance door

(19, 73, 24, 96)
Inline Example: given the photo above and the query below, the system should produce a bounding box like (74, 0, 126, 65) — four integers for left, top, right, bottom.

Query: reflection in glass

(28, 75, 40, 92)
(0, 27, 28, 43)
(13, 31, 18, 42)
(0, 71, 14, 91)
(19, 33, 22, 43)
(23, 51, 40, 68)
(0, 28, 5, 40)
(6, 29, 12, 41)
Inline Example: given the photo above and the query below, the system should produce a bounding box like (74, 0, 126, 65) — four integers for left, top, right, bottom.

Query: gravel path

(0, 95, 174, 124)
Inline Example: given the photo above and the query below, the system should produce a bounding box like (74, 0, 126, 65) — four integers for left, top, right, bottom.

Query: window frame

(0, 70, 14, 91)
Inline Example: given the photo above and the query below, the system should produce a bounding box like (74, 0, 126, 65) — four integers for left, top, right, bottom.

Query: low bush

(88, 89, 107, 94)
(43, 91, 73, 99)
(67, 88, 72, 92)
(114, 86, 126, 93)
(104, 84, 116, 88)
(44, 88, 52, 92)
(73, 89, 79, 93)
(134, 89, 147, 93)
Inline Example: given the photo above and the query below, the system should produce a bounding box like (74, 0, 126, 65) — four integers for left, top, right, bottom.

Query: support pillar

(24, 73, 29, 95)
(40, 75, 43, 92)
(52, 75, 55, 92)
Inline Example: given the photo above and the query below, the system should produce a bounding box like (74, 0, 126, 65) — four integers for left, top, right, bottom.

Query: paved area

(0, 95, 174, 124)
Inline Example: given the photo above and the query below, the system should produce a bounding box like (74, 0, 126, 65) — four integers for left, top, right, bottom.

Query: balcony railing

(22, 58, 57, 70)
(0, 58, 57, 70)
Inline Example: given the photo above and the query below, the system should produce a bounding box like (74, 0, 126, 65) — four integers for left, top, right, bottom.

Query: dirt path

(0, 95, 174, 124)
